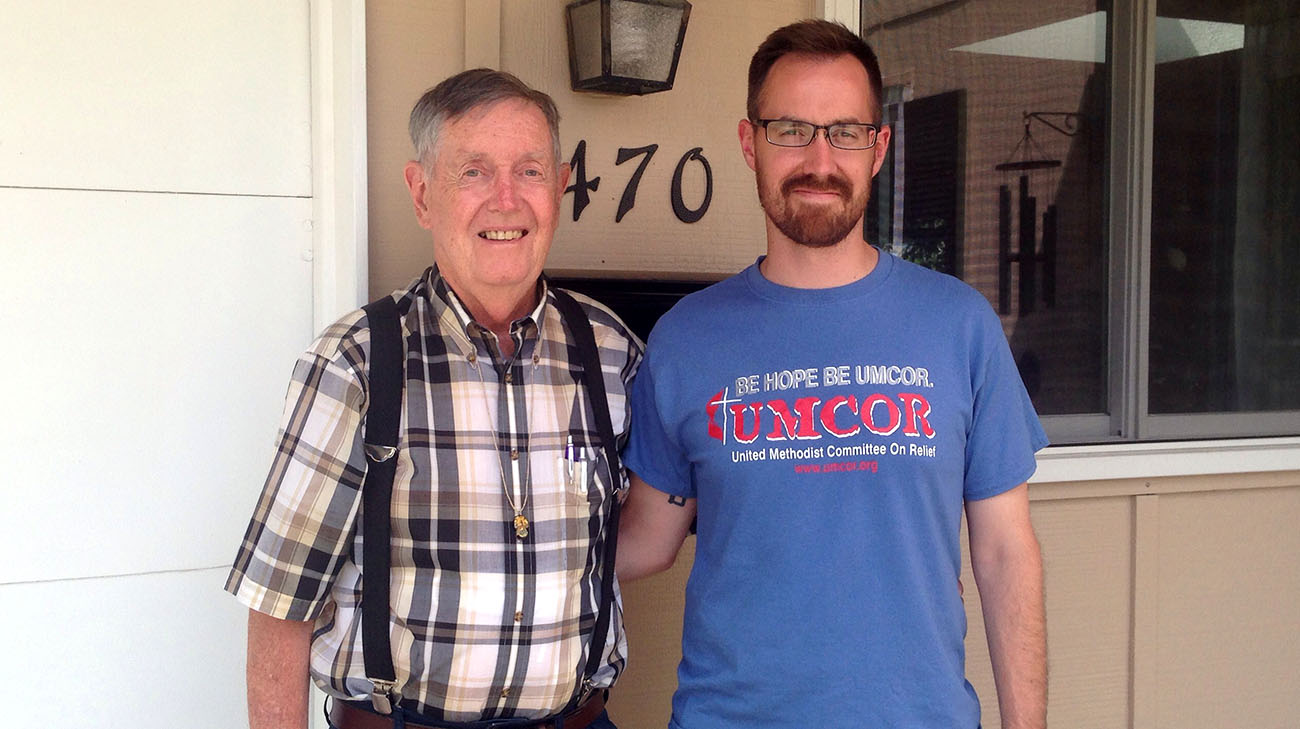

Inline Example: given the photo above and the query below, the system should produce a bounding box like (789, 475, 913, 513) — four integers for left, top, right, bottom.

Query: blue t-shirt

(624, 251, 1048, 729)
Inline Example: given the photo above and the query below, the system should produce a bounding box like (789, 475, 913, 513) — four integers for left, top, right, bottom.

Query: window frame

(966, 0, 1300, 444)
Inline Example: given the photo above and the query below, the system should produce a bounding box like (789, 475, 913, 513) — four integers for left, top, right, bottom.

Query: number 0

(671, 147, 712, 223)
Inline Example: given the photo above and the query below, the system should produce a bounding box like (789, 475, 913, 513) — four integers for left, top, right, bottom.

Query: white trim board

(311, 0, 369, 329)
(818, 0, 860, 30)
(1033, 437, 1300, 484)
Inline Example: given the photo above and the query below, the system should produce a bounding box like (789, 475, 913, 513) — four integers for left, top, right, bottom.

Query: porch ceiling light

(566, 0, 691, 95)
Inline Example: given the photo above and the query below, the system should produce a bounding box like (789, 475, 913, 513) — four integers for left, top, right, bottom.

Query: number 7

(614, 144, 659, 222)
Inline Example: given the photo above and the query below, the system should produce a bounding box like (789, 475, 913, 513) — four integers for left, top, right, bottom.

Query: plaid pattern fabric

(226, 267, 643, 721)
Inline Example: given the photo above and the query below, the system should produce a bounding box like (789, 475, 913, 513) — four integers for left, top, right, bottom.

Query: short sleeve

(623, 343, 695, 499)
(963, 303, 1050, 501)
(224, 318, 370, 619)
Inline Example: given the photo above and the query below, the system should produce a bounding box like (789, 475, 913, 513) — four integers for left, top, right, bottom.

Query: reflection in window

(865, 1, 1110, 417)
(1150, 0, 1300, 414)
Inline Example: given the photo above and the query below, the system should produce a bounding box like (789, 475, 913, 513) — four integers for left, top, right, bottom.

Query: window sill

(1031, 436, 1300, 484)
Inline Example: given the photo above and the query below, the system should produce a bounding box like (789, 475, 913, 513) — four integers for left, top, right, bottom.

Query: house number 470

(564, 140, 713, 224)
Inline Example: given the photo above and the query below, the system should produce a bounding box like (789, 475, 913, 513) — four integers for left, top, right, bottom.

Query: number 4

(564, 140, 600, 222)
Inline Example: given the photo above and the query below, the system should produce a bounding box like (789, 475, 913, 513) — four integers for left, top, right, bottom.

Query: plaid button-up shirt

(226, 267, 643, 721)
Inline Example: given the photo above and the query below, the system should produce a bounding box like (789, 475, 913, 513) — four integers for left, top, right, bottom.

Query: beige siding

(1152, 485, 1300, 729)
(977, 497, 1135, 729)
(613, 540, 696, 727)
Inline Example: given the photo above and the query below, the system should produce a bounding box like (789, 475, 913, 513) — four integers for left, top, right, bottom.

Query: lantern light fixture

(565, 0, 691, 96)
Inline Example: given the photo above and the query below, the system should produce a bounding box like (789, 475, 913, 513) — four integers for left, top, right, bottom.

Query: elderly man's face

(406, 98, 568, 312)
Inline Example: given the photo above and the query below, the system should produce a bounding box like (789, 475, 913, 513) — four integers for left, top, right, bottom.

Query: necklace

(469, 329, 543, 540)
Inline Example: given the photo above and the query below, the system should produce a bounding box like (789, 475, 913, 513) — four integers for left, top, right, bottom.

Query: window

(863, 0, 1300, 443)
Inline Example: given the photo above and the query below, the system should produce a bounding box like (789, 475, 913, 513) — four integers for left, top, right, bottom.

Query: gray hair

(408, 68, 563, 166)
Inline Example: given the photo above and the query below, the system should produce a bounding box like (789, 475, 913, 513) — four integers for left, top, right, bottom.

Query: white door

(0, 2, 332, 725)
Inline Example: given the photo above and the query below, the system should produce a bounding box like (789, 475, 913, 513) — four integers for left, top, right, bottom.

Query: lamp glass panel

(570, 1, 604, 82)
(609, 1, 682, 81)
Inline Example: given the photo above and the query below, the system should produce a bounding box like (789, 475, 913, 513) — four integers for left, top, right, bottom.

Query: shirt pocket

(559, 444, 614, 512)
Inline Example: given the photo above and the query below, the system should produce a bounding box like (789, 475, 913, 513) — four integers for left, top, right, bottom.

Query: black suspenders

(358, 295, 402, 714)
(550, 288, 624, 711)
(357, 289, 624, 715)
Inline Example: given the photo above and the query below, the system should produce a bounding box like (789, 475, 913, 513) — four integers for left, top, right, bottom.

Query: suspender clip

(368, 678, 397, 714)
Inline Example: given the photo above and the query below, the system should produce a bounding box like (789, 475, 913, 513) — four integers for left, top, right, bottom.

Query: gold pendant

(513, 512, 530, 539)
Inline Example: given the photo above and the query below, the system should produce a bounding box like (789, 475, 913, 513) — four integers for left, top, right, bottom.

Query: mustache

(780, 173, 852, 198)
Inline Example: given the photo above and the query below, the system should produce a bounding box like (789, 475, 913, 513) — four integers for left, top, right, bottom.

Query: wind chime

(994, 112, 1080, 315)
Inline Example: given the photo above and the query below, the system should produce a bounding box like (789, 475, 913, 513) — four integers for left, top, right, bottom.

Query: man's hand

(966, 483, 1047, 729)
(246, 609, 313, 729)
(616, 472, 696, 582)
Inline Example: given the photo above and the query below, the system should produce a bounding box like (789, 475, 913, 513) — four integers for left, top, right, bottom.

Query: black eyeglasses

(751, 118, 881, 150)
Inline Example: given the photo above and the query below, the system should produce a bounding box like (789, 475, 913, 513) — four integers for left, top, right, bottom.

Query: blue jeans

(581, 710, 616, 729)
(328, 699, 617, 729)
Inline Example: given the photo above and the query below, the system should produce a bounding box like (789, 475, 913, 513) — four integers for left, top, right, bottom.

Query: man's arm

(617, 471, 696, 582)
(965, 483, 1046, 729)
(246, 609, 313, 729)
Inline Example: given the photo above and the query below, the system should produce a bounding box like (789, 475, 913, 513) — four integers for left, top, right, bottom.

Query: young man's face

(740, 53, 891, 249)
(405, 98, 569, 310)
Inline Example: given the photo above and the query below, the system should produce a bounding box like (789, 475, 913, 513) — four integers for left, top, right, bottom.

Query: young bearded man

(617, 20, 1048, 729)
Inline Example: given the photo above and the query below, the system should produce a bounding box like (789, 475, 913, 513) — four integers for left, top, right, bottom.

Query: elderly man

(227, 69, 640, 729)
(617, 20, 1048, 729)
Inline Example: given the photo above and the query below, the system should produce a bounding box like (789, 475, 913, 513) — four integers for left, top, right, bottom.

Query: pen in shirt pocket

(560, 435, 587, 492)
